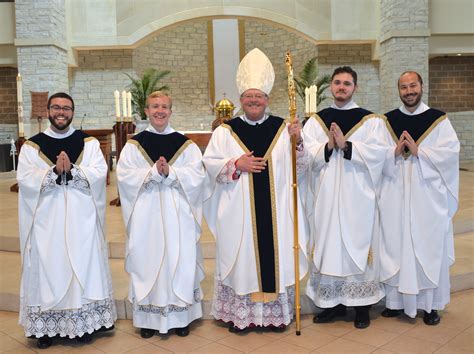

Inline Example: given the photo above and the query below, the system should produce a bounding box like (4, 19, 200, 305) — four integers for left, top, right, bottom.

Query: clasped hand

(328, 122, 347, 150)
(55, 151, 71, 174)
(155, 156, 169, 176)
(395, 131, 418, 157)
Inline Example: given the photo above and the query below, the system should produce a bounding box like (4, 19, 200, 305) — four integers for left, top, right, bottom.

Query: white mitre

(236, 48, 275, 95)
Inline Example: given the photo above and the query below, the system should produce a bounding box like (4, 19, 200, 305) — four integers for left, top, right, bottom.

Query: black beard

(49, 114, 72, 131)
(401, 93, 422, 108)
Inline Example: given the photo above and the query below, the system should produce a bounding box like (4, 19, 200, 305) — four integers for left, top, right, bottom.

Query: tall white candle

(114, 90, 121, 119)
(121, 90, 127, 119)
(313, 84, 318, 113)
(16, 74, 23, 103)
(17, 74, 24, 136)
(305, 87, 310, 115)
(310, 85, 318, 113)
(127, 91, 132, 119)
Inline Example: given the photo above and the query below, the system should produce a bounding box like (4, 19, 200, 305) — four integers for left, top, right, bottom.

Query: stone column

(379, 0, 430, 113)
(15, 0, 69, 137)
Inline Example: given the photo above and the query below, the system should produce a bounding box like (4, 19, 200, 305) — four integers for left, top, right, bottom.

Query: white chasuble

(203, 120, 308, 296)
(303, 109, 389, 307)
(117, 130, 205, 332)
(379, 105, 459, 317)
(17, 130, 115, 338)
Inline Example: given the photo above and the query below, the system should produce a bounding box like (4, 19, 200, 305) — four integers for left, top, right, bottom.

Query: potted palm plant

(294, 57, 331, 123)
(125, 68, 171, 122)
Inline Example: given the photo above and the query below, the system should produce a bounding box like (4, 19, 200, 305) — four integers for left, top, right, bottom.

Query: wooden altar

(184, 132, 212, 152)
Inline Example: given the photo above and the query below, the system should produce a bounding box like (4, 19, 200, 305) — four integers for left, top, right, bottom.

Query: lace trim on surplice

(310, 272, 380, 300)
(134, 288, 201, 316)
(21, 298, 116, 339)
(211, 281, 294, 329)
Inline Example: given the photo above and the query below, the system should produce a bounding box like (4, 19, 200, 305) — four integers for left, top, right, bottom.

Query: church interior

(0, 1, 473, 352)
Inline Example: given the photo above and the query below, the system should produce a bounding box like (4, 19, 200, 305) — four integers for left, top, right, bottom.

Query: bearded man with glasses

(16, 92, 116, 349)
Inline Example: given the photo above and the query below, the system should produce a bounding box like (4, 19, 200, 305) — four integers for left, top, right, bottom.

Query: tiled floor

(0, 163, 472, 352)
(0, 290, 473, 353)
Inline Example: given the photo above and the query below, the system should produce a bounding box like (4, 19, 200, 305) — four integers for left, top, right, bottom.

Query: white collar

(330, 99, 359, 110)
(146, 124, 175, 135)
(240, 113, 268, 125)
(44, 126, 75, 139)
(399, 102, 429, 116)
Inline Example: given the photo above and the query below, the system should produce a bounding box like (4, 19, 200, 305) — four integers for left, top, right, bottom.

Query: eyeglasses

(49, 105, 73, 113)
(242, 94, 267, 100)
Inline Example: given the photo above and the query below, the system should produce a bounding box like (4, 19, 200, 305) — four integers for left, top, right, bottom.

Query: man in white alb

(117, 91, 205, 338)
(379, 71, 459, 325)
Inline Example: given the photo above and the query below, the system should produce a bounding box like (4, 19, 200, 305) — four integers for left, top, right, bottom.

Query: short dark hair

(398, 71, 423, 87)
(47, 92, 75, 111)
(331, 66, 358, 86)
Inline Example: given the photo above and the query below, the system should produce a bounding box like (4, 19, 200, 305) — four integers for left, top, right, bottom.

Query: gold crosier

(285, 51, 301, 336)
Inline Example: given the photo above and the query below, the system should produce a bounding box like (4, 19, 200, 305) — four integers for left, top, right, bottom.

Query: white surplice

(304, 102, 389, 307)
(117, 125, 205, 333)
(379, 103, 460, 317)
(203, 116, 309, 329)
(17, 127, 116, 339)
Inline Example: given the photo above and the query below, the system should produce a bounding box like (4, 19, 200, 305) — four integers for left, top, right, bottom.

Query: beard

(49, 114, 72, 131)
(401, 92, 422, 108)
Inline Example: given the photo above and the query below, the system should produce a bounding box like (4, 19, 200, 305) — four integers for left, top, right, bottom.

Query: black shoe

(98, 325, 115, 332)
(381, 308, 403, 318)
(354, 306, 371, 329)
(228, 325, 248, 333)
(175, 326, 190, 337)
(140, 328, 155, 338)
(76, 333, 93, 343)
(423, 310, 440, 326)
(270, 324, 287, 333)
(37, 336, 53, 349)
(313, 304, 347, 323)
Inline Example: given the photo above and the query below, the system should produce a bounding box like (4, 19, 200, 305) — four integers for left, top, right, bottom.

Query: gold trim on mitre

(236, 48, 275, 95)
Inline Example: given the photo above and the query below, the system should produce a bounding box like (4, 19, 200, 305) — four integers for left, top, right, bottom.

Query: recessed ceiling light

(456, 53, 462, 56)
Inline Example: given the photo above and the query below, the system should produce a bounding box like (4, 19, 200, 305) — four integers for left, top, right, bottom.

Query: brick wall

(133, 21, 212, 130)
(379, 0, 429, 113)
(317, 44, 380, 112)
(243, 20, 319, 119)
(0, 67, 18, 125)
(69, 50, 135, 129)
(429, 56, 474, 113)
